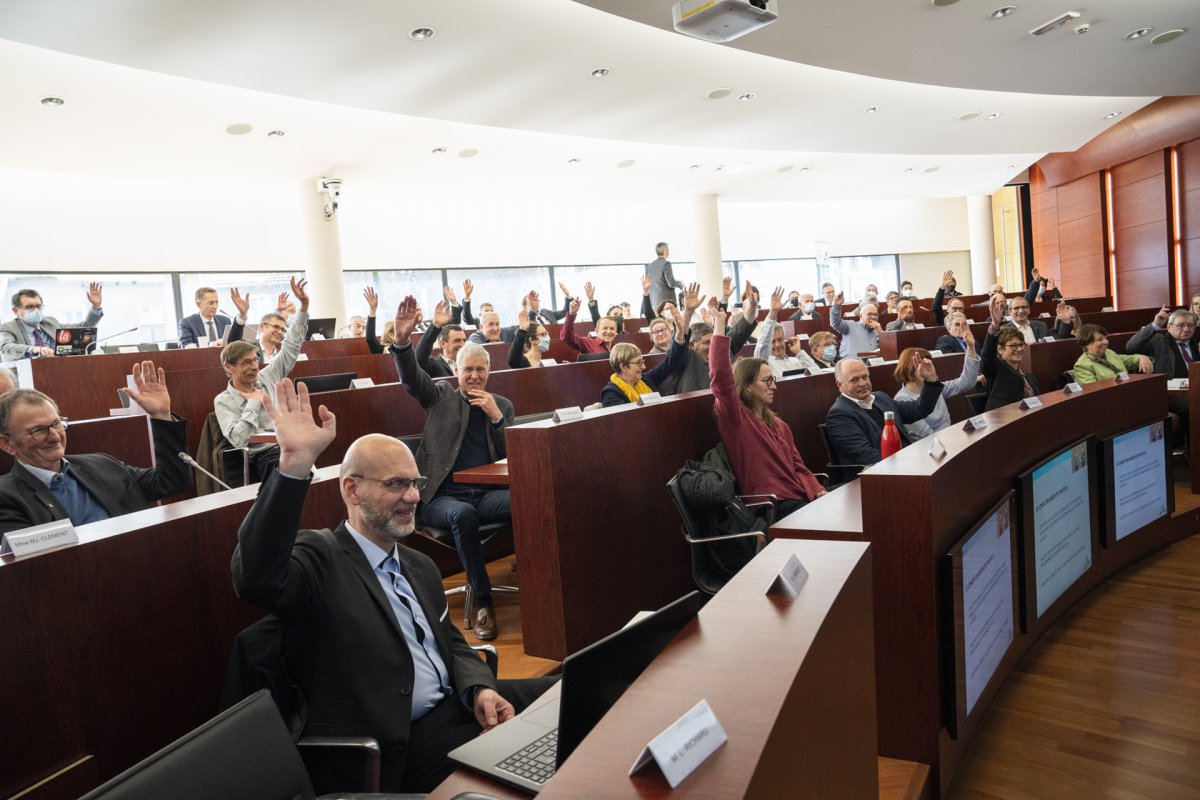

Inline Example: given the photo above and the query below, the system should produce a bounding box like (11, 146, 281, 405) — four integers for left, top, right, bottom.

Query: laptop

(54, 326, 97, 356)
(306, 317, 337, 340)
(448, 591, 701, 794)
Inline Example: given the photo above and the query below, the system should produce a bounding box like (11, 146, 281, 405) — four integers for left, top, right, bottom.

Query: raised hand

(768, 285, 785, 317)
(834, 291, 845, 306)
(123, 360, 171, 421)
(721, 276, 734, 301)
(518, 308, 531, 331)
(1045, 277, 1057, 292)
(641, 274, 652, 295)
(1154, 305, 1170, 328)
(262, 379, 336, 476)
(394, 295, 420, 343)
(462, 279, 474, 301)
(667, 304, 687, 342)
(230, 287, 250, 320)
(1056, 302, 1074, 322)
(569, 298, 581, 317)
(682, 282, 705, 313)
(963, 323, 976, 348)
(713, 307, 728, 336)
(558, 281, 572, 300)
(432, 299, 451, 328)
(941, 270, 954, 289)
(916, 357, 939, 383)
(290, 277, 310, 312)
(584, 282, 596, 303)
(276, 291, 291, 314)
(527, 290, 540, 310)
(363, 286, 379, 315)
(741, 281, 758, 321)
(990, 293, 1007, 328)
(443, 284, 458, 305)
(86, 282, 103, 309)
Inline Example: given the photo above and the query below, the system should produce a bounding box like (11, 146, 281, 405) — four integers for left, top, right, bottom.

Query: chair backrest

(666, 472, 757, 594)
(79, 690, 316, 800)
(964, 392, 989, 416)
(816, 422, 862, 484)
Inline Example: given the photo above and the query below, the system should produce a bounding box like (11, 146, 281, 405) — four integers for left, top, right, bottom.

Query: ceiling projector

(672, 0, 779, 43)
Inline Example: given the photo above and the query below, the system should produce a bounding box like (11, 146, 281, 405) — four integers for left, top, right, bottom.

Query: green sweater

(1073, 349, 1143, 384)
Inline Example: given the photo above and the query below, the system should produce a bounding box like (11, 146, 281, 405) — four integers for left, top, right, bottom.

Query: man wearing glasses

(0, 361, 189, 533)
(1128, 306, 1199, 428)
(1003, 297, 1049, 343)
(0, 284, 104, 360)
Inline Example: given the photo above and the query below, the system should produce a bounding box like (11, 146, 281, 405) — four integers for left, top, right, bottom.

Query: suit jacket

(391, 343, 514, 503)
(178, 313, 232, 347)
(824, 381, 943, 466)
(645, 257, 680, 310)
(0, 415, 189, 534)
(231, 473, 496, 791)
(415, 325, 455, 378)
(1003, 319, 1050, 341)
(0, 308, 104, 360)
(467, 326, 516, 345)
(980, 332, 1040, 411)
(935, 334, 968, 354)
(1128, 323, 1197, 379)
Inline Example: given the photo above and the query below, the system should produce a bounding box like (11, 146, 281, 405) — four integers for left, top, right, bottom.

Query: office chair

(79, 690, 424, 800)
(665, 472, 770, 595)
(964, 392, 989, 416)
(817, 423, 866, 484)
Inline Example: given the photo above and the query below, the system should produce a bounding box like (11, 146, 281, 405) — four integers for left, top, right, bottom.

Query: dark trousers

(421, 486, 511, 608)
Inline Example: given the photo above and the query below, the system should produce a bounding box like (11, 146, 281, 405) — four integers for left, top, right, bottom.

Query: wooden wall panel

(1112, 151, 1170, 307)
(1030, 167, 1106, 297)
(1030, 167, 1061, 277)
(1057, 173, 1102, 223)
(1181, 139, 1200, 298)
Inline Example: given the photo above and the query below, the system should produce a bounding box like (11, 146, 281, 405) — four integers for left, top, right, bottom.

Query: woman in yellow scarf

(600, 288, 698, 407)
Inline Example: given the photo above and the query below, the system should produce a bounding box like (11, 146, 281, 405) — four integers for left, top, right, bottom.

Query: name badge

(629, 699, 728, 789)
(928, 436, 947, 459)
(350, 377, 375, 389)
(637, 392, 663, 406)
(1019, 396, 1043, 410)
(1, 520, 79, 557)
(767, 553, 810, 599)
(963, 415, 988, 431)
(552, 406, 583, 422)
(1062, 382, 1083, 394)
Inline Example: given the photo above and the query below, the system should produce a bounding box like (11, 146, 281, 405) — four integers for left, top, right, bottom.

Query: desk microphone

(178, 452, 233, 491)
(87, 326, 140, 354)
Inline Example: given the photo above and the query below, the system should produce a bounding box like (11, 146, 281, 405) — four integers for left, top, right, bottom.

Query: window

(554, 264, 650, 318)
(343, 270, 445, 334)
(179, 272, 295, 327)
(448, 267, 552, 327)
(2, 272, 177, 347)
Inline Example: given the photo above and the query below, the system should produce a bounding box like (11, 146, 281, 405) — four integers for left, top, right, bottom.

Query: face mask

(822, 345, 838, 361)
(866, 292, 877, 301)
(803, 303, 815, 314)
(23, 309, 45, 326)
(613, 319, 624, 335)
(537, 336, 550, 352)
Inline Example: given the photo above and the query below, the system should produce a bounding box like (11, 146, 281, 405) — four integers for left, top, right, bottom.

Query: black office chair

(665, 472, 772, 595)
(79, 690, 424, 800)
(817, 423, 866, 484)
(964, 392, 989, 415)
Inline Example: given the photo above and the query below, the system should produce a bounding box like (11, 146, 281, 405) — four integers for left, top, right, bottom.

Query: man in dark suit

(645, 241, 681, 311)
(1128, 306, 1197, 427)
(0, 360, 189, 533)
(825, 357, 942, 466)
(178, 286, 232, 348)
(0, 284, 104, 360)
(415, 301, 469, 378)
(231, 379, 553, 794)
(1003, 296, 1049, 343)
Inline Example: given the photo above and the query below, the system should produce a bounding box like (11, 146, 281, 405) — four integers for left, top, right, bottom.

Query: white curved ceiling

(0, 0, 1178, 202)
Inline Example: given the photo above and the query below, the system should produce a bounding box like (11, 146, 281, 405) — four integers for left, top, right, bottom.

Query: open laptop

(448, 591, 701, 794)
(54, 326, 97, 356)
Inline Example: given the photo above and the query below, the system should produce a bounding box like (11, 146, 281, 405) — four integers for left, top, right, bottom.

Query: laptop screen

(54, 327, 97, 356)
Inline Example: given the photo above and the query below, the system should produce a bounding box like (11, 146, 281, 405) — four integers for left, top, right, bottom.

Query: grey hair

(1169, 309, 1198, 327)
(456, 341, 490, 369)
(0, 388, 58, 435)
(655, 242, 669, 256)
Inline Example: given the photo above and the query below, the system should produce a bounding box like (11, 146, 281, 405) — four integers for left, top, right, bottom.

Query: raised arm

(559, 299, 587, 353)
(390, 296, 439, 408)
(829, 291, 849, 334)
(932, 271, 952, 326)
(893, 358, 944, 423)
(460, 280, 477, 327)
(584, 282, 601, 323)
(508, 310, 532, 369)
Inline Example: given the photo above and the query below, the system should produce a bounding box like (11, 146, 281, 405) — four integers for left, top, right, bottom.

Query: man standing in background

(645, 242, 681, 311)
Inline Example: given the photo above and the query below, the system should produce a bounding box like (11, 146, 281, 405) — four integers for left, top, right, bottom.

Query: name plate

(350, 377, 375, 389)
(552, 406, 583, 422)
(1102, 306, 1115, 312)
(1039, 312, 1052, 318)
(928, 435, 947, 459)
(1168, 378, 1189, 390)
(797, 333, 809, 340)
(540, 358, 558, 366)
(963, 415, 988, 431)
(629, 699, 728, 789)
(118, 345, 140, 354)
(637, 392, 663, 406)
(296, 353, 310, 361)
(866, 357, 884, 366)
(1040, 336, 1056, 343)
(928, 349, 944, 357)
(1019, 396, 1043, 410)
(767, 553, 809, 599)
(1, 520, 79, 557)
(1062, 382, 1083, 394)
(914, 323, 926, 329)
(1114, 372, 1130, 382)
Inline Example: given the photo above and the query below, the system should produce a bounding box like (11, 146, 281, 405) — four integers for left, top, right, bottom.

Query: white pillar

(692, 194, 724, 297)
(300, 177, 348, 329)
(967, 195, 996, 295)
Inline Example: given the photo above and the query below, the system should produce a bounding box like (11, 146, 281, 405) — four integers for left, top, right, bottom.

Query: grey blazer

(0, 307, 104, 360)
(645, 257, 680, 310)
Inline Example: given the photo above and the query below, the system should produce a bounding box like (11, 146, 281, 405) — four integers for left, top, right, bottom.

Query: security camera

(316, 177, 342, 220)
(1074, 23, 1090, 35)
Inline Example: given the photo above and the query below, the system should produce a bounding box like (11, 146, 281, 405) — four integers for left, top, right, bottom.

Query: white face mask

(536, 335, 550, 352)
(802, 303, 815, 314)
(23, 308, 45, 326)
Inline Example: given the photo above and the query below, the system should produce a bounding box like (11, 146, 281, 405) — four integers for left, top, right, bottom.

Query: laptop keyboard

(496, 730, 559, 785)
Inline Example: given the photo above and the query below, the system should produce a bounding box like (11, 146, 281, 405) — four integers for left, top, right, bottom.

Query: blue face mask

(822, 345, 837, 361)
(803, 302, 815, 314)
(23, 309, 45, 326)
(536, 335, 550, 353)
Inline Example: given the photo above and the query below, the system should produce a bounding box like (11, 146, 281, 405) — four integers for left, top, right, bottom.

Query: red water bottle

(880, 411, 902, 459)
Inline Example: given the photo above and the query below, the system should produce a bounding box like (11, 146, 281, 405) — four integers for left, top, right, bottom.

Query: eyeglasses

(260, 323, 286, 333)
(20, 303, 44, 311)
(650, 327, 670, 336)
(762, 376, 777, 386)
(1169, 323, 1196, 330)
(10, 418, 69, 442)
(232, 358, 259, 368)
(624, 358, 645, 368)
(1003, 342, 1027, 351)
(351, 474, 429, 493)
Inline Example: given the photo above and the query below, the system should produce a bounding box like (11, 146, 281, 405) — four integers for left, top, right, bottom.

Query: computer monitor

(306, 318, 337, 340)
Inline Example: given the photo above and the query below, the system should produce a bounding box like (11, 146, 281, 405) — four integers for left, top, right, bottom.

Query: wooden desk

(432, 540, 905, 800)
(769, 375, 1184, 796)
(453, 462, 510, 486)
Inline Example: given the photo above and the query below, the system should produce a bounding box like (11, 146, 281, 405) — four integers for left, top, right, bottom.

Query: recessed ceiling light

(777, 165, 793, 173)
(267, 130, 285, 137)
(408, 27, 435, 40)
(589, 68, 610, 79)
(932, 0, 962, 7)
(714, 165, 725, 172)
(905, 168, 915, 173)
(40, 96, 64, 107)
(1008, 164, 1019, 170)
(1151, 29, 1186, 45)
(737, 92, 756, 101)
(864, 106, 879, 114)
(431, 146, 447, 154)
(959, 111, 981, 121)
(924, 166, 940, 173)
(798, 166, 811, 173)
(707, 88, 732, 100)
(458, 148, 479, 158)
(617, 160, 635, 169)
(690, 164, 702, 170)
(985, 112, 1002, 120)
(988, 6, 1017, 19)
(1030, 11, 1079, 36)
(1124, 27, 1153, 40)
(1102, 111, 1122, 120)
(225, 123, 253, 136)
(567, 158, 581, 164)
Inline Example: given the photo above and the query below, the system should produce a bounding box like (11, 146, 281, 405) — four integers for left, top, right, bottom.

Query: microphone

(178, 452, 232, 491)
(87, 326, 140, 354)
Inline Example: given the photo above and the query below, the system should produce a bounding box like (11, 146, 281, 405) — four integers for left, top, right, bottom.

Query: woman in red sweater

(710, 308, 826, 518)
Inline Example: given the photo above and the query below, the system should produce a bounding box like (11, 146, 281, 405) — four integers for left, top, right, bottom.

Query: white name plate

(118, 345, 140, 354)
(629, 699, 728, 789)
(350, 377, 375, 389)
(552, 406, 583, 422)
(866, 357, 885, 366)
(1040, 312, 1052, 318)
(296, 353, 310, 361)
(767, 553, 810, 599)
(928, 436, 947, 459)
(1019, 396, 1044, 410)
(1102, 306, 1115, 312)
(1040, 336, 1056, 343)
(928, 349, 944, 357)
(963, 415, 988, 431)
(540, 358, 558, 366)
(1, 520, 79, 557)
(914, 323, 926, 329)
(1062, 382, 1083, 394)
(1168, 378, 1189, 390)
(1114, 372, 1130, 382)
(637, 392, 663, 406)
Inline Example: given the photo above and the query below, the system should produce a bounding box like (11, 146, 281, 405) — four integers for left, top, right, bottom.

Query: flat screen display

(1105, 420, 1171, 544)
